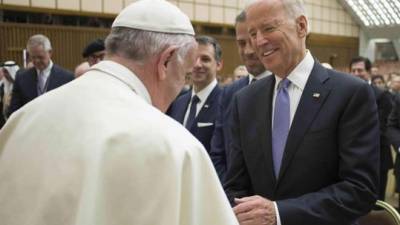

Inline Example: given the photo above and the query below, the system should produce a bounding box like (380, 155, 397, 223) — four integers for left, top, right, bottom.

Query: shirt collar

(274, 51, 314, 90)
(36, 60, 53, 79)
(249, 70, 272, 83)
(191, 79, 217, 103)
(90, 60, 152, 104)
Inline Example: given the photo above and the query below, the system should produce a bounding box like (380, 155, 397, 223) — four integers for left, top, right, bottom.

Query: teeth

(263, 49, 275, 56)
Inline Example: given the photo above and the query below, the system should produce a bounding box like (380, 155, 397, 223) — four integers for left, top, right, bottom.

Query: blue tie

(185, 95, 200, 129)
(272, 79, 290, 178)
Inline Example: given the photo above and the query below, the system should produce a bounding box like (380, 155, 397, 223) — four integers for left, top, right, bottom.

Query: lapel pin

(312, 93, 320, 98)
(204, 104, 209, 108)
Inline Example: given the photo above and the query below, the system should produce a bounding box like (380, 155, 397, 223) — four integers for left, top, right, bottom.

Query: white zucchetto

(112, 0, 195, 35)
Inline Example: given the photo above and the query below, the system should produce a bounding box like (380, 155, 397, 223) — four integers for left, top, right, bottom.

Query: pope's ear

(157, 45, 179, 80)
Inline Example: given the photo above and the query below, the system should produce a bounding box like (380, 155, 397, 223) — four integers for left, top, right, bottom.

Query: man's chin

(191, 76, 205, 83)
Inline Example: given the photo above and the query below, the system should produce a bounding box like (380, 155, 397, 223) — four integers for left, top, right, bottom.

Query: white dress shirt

(36, 61, 53, 84)
(183, 79, 218, 127)
(272, 51, 315, 225)
(272, 51, 314, 127)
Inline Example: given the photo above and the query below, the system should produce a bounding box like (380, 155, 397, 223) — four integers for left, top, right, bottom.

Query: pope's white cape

(0, 61, 238, 225)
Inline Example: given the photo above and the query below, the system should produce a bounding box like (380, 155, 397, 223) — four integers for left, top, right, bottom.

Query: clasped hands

(233, 195, 277, 225)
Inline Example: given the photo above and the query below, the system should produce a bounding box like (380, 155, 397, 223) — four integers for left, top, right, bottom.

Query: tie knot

(250, 78, 257, 84)
(279, 79, 290, 90)
(191, 95, 200, 104)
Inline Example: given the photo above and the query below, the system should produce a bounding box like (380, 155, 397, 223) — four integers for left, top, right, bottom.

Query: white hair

(27, 34, 52, 51)
(282, 0, 310, 34)
(105, 27, 195, 65)
(245, 0, 308, 27)
(282, 0, 307, 19)
(245, 0, 306, 15)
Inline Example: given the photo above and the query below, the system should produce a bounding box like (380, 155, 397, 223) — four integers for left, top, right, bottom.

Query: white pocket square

(197, 122, 214, 127)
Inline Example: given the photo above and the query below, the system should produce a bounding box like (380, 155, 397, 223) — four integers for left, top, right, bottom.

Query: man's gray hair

(282, 0, 309, 33)
(282, 0, 307, 20)
(105, 27, 195, 65)
(27, 34, 52, 51)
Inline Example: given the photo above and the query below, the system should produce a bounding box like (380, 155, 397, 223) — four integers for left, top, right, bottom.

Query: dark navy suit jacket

(371, 86, 394, 172)
(167, 85, 221, 152)
(388, 94, 400, 150)
(209, 76, 249, 180)
(388, 94, 400, 191)
(224, 62, 379, 225)
(8, 64, 74, 116)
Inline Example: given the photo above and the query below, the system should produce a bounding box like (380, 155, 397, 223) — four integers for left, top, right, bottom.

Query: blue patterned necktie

(272, 78, 291, 178)
(185, 95, 200, 129)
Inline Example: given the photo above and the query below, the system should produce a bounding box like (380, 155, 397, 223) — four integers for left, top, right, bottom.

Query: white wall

(305, 0, 359, 37)
(1, 0, 359, 37)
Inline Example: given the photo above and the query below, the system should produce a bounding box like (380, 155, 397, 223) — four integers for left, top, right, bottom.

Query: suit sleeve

(277, 82, 379, 225)
(375, 90, 393, 151)
(223, 95, 253, 205)
(7, 72, 23, 117)
(387, 95, 400, 149)
(377, 90, 393, 135)
(210, 88, 227, 181)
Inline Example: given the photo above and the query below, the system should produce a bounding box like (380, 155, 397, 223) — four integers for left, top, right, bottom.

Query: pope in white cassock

(0, 0, 239, 224)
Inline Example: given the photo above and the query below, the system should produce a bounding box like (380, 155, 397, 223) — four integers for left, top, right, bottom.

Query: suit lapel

(277, 62, 331, 184)
(29, 69, 39, 98)
(46, 65, 57, 90)
(176, 93, 191, 124)
(253, 77, 277, 186)
(244, 76, 250, 86)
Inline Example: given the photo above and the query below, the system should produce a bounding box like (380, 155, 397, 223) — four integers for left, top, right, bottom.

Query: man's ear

(216, 59, 223, 72)
(157, 45, 179, 81)
(296, 15, 308, 38)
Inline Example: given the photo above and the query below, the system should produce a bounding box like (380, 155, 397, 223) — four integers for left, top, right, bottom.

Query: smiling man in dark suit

(210, 10, 271, 181)
(7, 34, 74, 116)
(224, 0, 379, 225)
(167, 35, 222, 153)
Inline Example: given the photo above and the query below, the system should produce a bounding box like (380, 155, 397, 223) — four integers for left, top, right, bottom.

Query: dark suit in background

(210, 76, 249, 180)
(167, 85, 221, 152)
(8, 65, 74, 117)
(225, 62, 379, 225)
(350, 56, 394, 201)
(168, 35, 223, 155)
(371, 85, 394, 200)
(387, 94, 400, 193)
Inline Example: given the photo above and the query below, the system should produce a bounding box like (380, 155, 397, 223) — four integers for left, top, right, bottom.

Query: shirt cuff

(273, 201, 281, 225)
